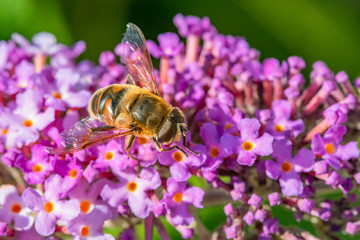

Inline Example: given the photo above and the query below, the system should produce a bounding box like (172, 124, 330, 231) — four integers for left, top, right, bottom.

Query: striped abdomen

(88, 84, 130, 123)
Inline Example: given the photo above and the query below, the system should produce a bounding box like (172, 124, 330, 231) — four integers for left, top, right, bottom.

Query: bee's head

(157, 107, 187, 144)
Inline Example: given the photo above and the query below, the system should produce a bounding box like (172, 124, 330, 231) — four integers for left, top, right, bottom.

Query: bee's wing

(46, 117, 134, 155)
(120, 23, 160, 95)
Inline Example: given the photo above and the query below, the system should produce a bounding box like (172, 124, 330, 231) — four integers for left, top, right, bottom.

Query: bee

(47, 23, 198, 159)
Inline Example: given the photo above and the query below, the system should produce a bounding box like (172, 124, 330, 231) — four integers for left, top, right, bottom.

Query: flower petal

(237, 118, 260, 140)
(252, 133, 273, 156)
(170, 163, 191, 182)
(292, 148, 315, 172)
(279, 172, 303, 196)
(34, 210, 57, 236)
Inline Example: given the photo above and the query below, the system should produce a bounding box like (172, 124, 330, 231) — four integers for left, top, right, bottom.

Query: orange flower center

(137, 137, 148, 144)
(281, 162, 292, 172)
(173, 192, 183, 203)
(80, 200, 91, 213)
(210, 147, 219, 158)
(173, 151, 184, 162)
(274, 124, 284, 132)
(44, 202, 54, 213)
(80, 226, 90, 237)
(23, 119, 33, 127)
(11, 203, 22, 214)
(225, 123, 232, 130)
(104, 151, 114, 160)
(242, 141, 254, 151)
(32, 164, 43, 172)
(2, 129, 9, 135)
(52, 92, 62, 99)
(325, 143, 335, 154)
(69, 169, 77, 178)
(127, 182, 137, 192)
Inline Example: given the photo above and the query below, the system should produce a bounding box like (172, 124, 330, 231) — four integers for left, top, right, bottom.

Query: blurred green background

(1, 1, 360, 238)
(1, 0, 360, 80)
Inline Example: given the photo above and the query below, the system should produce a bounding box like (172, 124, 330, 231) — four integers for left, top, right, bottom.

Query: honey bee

(47, 23, 198, 159)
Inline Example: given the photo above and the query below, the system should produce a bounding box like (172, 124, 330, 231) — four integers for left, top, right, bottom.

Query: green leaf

(198, 205, 226, 231)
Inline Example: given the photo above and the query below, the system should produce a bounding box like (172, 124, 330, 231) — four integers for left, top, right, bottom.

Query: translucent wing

(119, 23, 159, 95)
(46, 117, 134, 155)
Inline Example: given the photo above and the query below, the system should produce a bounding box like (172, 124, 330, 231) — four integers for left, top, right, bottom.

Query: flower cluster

(0, 13, 360, 239)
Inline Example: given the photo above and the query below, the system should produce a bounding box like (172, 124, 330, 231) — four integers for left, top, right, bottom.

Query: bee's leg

(90, 126, 117, 132)
(152, 138, 188, 157)
(182, 134, 200, 156)
(126, 135, 140, 175)
(125, 74, 136, 85)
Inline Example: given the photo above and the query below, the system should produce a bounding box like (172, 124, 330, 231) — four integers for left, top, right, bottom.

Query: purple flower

(262, 58, 287, 81)
(93, 140, 128, 172)
(173, 14, 215, 37)
(287, 56, 306, 74)
(311, 125, 359, 170)
(35, 68, 91, 111)
(22, 174, 80, 236)
(7, 60, 34, 94)
(147, 32, 184, 58)
(199, 123, 226, 179)
(161, 178, 204, 226)
(345, 222, 357, 235)
(53, 155, 83, 193)
(266, 100, 305, 139)
(101, 167, 161, 218)
(221, 118, 274, 166)
(4, 89, 55, 147)
(21, 144, 53, 185)
(265, 140, 315, 196)
(268, 192, 281, 206)
(263, 218, 279, 235)
(298, 199, 315, 213)
(69, 178, 113, 218)
(158, 144, 206, 181)
(243, 211, 255, 226)
(66, 207, 115, 240)
(0, 185, 34, 230)
(248, 193, 262, 209)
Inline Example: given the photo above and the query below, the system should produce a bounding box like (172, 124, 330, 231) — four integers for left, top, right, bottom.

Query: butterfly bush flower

(22, 175, 80, 236)
(161, 178, 204, 226)
(221, 118, 274, 166)
(266, 140, 315, 196)
(311, 125, 359, 170)
(101, 167, 161, 218)
(1, 14, 360, 239)
(0, 185, 34, 231)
